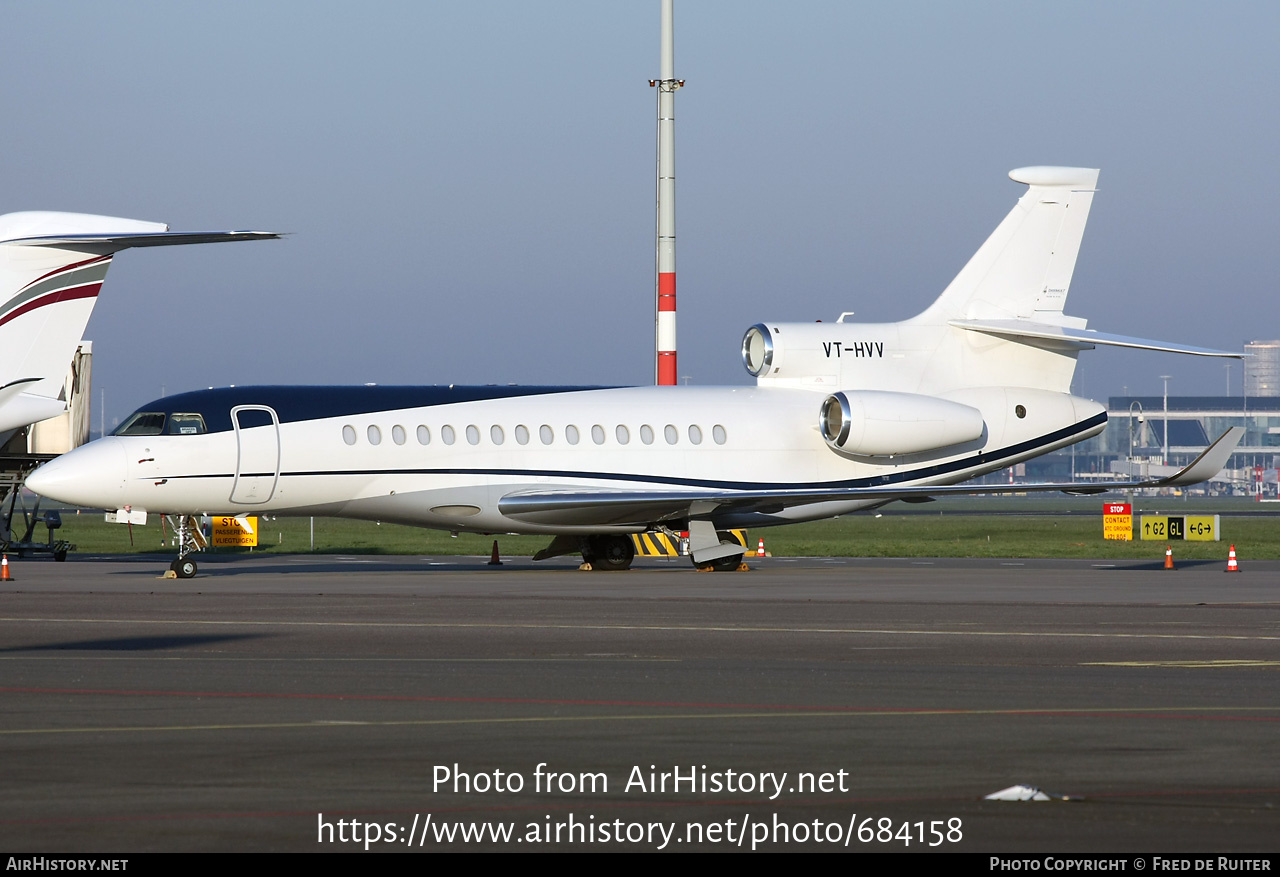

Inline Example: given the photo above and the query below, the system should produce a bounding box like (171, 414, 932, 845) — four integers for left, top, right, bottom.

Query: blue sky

(3, 2, 1277, 425)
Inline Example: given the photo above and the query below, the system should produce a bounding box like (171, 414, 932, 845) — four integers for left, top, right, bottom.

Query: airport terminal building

(1025, 395, 1280, 495)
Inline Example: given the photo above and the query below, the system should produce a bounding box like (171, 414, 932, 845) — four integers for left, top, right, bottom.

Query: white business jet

(0, 211, 277, 438)
(27, 168, 1242, 577)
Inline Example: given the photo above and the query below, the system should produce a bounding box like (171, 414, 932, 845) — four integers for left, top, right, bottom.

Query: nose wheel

(165, 515, 207, 579)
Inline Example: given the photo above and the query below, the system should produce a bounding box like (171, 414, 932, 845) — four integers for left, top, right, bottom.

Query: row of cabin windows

(341, 423, 729, 448)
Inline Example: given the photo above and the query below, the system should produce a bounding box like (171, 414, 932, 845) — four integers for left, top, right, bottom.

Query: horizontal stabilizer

(5, 230, 281, 250)
(951, 319, 1242, 359)
(498, 429, 1246, 528)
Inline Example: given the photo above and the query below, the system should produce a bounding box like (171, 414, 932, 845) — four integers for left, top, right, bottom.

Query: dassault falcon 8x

(27, 167, 1243, 576)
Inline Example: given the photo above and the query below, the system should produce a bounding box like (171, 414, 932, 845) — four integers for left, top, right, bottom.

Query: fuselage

(28, 383, 1106, 533)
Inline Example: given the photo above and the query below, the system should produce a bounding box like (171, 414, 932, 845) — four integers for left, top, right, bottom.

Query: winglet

(1158, 426, 1244, 486)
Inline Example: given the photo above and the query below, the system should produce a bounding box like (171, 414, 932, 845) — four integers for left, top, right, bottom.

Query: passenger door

(229, 405, 280, 505)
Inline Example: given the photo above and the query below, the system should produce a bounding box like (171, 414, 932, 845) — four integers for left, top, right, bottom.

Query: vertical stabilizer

(916, 167, 1099, 325)
(0, 212, 277, 434)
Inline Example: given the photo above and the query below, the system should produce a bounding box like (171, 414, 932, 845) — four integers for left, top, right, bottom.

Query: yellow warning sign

(212, 515, 258, 547)
(1139, 515, 1219, 542)
(1102, 502, 1132, 541)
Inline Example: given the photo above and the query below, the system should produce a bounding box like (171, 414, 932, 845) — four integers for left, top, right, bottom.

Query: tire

(172, 558, 197, 579)
(692, 530, 745, 572)
(585, 535, 635, 571)
(709, 553, 744, 572)
(53, 550, 67, 562)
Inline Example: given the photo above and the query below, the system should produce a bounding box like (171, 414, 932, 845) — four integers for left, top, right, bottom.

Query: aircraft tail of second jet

(0, 212, 278, 434)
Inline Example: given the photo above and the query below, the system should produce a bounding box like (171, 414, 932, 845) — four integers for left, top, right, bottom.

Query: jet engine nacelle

(819, 390, 985, 457)
(744, 322, 876, 381)
(742, 321, 911, 390)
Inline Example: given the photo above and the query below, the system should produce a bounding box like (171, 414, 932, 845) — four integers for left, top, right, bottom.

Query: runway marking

(1083, 660, 1280, 668)
(0, 705, 1276, 736)
(4, 687, 1279, 720)
(0, 656, 679, 664)
(0, 616, 1276, 642)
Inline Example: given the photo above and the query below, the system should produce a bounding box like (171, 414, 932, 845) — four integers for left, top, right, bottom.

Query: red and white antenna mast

(650, 0, 683, 385)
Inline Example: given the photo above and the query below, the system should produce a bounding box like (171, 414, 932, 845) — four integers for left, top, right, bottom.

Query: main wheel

(171, 558, 197, 579)
(584, 535, 635, 571)
(693, 530, 745, 572)
(709, 553, 744, 572)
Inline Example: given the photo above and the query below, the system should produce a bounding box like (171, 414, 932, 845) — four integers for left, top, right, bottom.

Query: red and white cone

(1226, 544, 1240, 573)
(1, 554, 11, 582)
(1164, 546, 1175, 571)
(755, 537, 770, 558)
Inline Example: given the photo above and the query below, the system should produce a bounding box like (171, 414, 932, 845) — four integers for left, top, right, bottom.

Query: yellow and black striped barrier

(631, 529, 753, 557)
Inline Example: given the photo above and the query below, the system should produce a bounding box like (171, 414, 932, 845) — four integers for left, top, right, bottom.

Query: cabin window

(342, 425, 357, 445)
(566, 425, 580, 445)
(392, 425, 406, 445)
(515, 425, 530, 445)
(466, 425, 481, 445)
(591, 425, 606, 445)
(664, 424, 678, 445)
(640, 424, 654, 445)
(540, 425, 554, 445)
(417, 425, 431, 445)
(713, 424, 727, 445)
(367, 425, 382, 445)
(616, 425, 630, 444)
(490, 425, 505, 445)
(442, 425, 456, 445)
(688, 425, 703, 445)
(116, 412, 166, 436)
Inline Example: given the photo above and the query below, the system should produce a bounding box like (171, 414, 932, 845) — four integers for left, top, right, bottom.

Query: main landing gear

(581, 534, 636, 571)
(165, 515, 207, 579)
(693, 530, 746, 572)
(531, 529, 748, 572)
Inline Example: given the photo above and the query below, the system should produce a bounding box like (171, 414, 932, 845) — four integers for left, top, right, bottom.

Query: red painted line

(0, 283, 101, 328)
(20, 254, 111, 291)
(2, 687, 1275, 721)
(0, 685, 943, 711)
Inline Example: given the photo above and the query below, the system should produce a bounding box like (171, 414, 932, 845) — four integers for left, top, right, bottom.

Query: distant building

(1017, 396, 1280, 494)
(1245, 340, 1280, 396)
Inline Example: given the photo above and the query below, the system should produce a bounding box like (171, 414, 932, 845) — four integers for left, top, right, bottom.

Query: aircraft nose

(26, 438, 129, 507)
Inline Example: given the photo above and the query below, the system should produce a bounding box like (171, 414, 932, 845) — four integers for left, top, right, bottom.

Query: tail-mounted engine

(818, 390, 985, 458)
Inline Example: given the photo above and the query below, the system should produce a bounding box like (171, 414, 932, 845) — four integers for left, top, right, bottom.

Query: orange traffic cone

(1226, 545, 1240, 573)
(487, 540, 503, 566)
(757, 537, 767, 557)
(1164, 545, 1175, 570)
(1, 554, 11, 581)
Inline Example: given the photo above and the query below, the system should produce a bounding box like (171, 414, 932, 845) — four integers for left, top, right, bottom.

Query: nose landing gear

(165, 515, 206, 579)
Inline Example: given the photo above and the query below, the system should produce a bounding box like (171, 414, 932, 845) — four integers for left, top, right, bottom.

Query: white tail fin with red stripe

(0, 212, 277, 434)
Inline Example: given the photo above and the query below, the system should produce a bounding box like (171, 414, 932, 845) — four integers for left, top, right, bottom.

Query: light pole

(1128, 400, 1145, 481)
(1160, 375, 1172, 466)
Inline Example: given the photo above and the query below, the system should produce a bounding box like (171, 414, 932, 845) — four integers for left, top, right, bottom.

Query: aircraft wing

(498, 427, 1245, 528)
(4, 231, 281, 249)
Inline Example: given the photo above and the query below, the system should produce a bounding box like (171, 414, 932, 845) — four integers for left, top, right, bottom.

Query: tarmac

(1, 552, 1277, 852)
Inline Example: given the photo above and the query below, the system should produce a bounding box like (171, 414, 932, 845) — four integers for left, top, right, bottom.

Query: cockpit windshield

(114, 412, 207, 436)
(115, 412, 165, 436)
